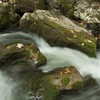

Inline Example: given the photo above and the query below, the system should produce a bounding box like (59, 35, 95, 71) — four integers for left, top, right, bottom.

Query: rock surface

(0, 2, 21, 30)
(74, 0, 100, 23)
(9, 0, 45, 14)
(26, 66, 83, 100)
(20, 10, 96, 57)
(45, 0, 76, 18)
(0, 42, 47, 67)
(45, 0, 100, 23)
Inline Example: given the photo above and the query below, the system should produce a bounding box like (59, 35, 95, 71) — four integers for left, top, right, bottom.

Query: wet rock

(20, 10, 96, 57)
(9, 0, 45, 15)
(97, 36, 100, 49)
(4, 62, 35, 77)
(0, 2, 21, 30)
(26, 66, 83, 100)
(83, 75, 98, 89)
(86, 23, 100, 36)
(44, 66, 83, 91)
(0, 42, 47, 68)
(45, 0, 100, 40)
(45, 0, 76, 18)
(45, 0, 60, 9)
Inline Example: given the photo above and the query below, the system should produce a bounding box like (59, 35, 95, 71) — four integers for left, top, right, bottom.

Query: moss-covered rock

(42, 76, 60, 100)
(59, 0, 75, 18)
(25, 66, 83, 100)
(0, 2, 21, 30)
(0, 42, 47, 67)
(9, 12, 21, 28)
(20, 10, 96, 57)
(61, 76, 70, 86)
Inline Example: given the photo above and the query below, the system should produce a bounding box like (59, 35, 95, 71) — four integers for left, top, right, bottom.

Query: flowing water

(0, 31, 100, 100)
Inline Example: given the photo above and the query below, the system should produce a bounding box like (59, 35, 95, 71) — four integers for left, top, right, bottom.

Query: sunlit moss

(42, 76, 59, 100)
(61, 76, 70, 86)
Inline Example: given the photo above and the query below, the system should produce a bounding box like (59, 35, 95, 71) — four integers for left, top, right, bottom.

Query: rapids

(0, 31, 100, 100)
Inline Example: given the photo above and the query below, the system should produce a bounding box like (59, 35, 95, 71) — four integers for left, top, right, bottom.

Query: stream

(0, 31, 100, 100)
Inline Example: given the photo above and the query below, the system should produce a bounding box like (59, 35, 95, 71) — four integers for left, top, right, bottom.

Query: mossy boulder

(46, 66, 83, 91)
(0, 2, 21, 30)
(0, 42, 47, 67)
(20, 10, 96, 57)
(25, 66, 83, 100)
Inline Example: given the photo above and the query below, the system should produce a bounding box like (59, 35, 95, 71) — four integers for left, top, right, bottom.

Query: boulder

(45, 0, 100, 23)
(0, 42, 47, 67)
(74, 0, 100, 23)
(26, 66, 83, 100)
(0, 2, 21, 30)
(83, 75, 98, 89)
(43, 66, 83, 91)
(9, 0, 45, 15)
(20, 10, 96, 57)
(45, 0, 76, 18)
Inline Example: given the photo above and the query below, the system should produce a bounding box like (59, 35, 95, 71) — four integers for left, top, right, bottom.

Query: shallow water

(0, 32, 100, 100)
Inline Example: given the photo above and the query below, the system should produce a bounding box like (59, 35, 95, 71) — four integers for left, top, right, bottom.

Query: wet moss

(61, 76, 70, 86)
(26, 71, 45, 92)
(0, 43, 47, 67)
(37, 52, 47, 67)
(42, 76, 59, 100)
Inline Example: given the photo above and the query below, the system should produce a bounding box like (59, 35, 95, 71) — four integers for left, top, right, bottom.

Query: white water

(1, 32, 100, 79)
(0, 32, 100, 100)
(33, 35, 100, 79)
(0, 72, 16, 100)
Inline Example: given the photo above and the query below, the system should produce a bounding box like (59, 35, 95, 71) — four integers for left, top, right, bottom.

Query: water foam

(1, 32, 100, 78)
(0, 72, 16, 100)
(33, 35, 100, 79)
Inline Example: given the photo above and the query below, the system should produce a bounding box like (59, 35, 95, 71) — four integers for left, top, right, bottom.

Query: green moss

(72, 81, 83, 90)
(37, 52, 47, 66)
(42, 76, 59, 100)
(26, 71, 45, 92)
(61, 76, 70, 86)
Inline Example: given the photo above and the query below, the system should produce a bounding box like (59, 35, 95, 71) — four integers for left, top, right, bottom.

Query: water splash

(1, 32, 100, 79)
(0, 31, 100, 100)
(33, 35, 100, 79)
(0, 71, 16, 100)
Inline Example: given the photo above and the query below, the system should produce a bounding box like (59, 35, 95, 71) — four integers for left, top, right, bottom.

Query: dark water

(57, 85, 100, 100)
(0, 31, 100, 100)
